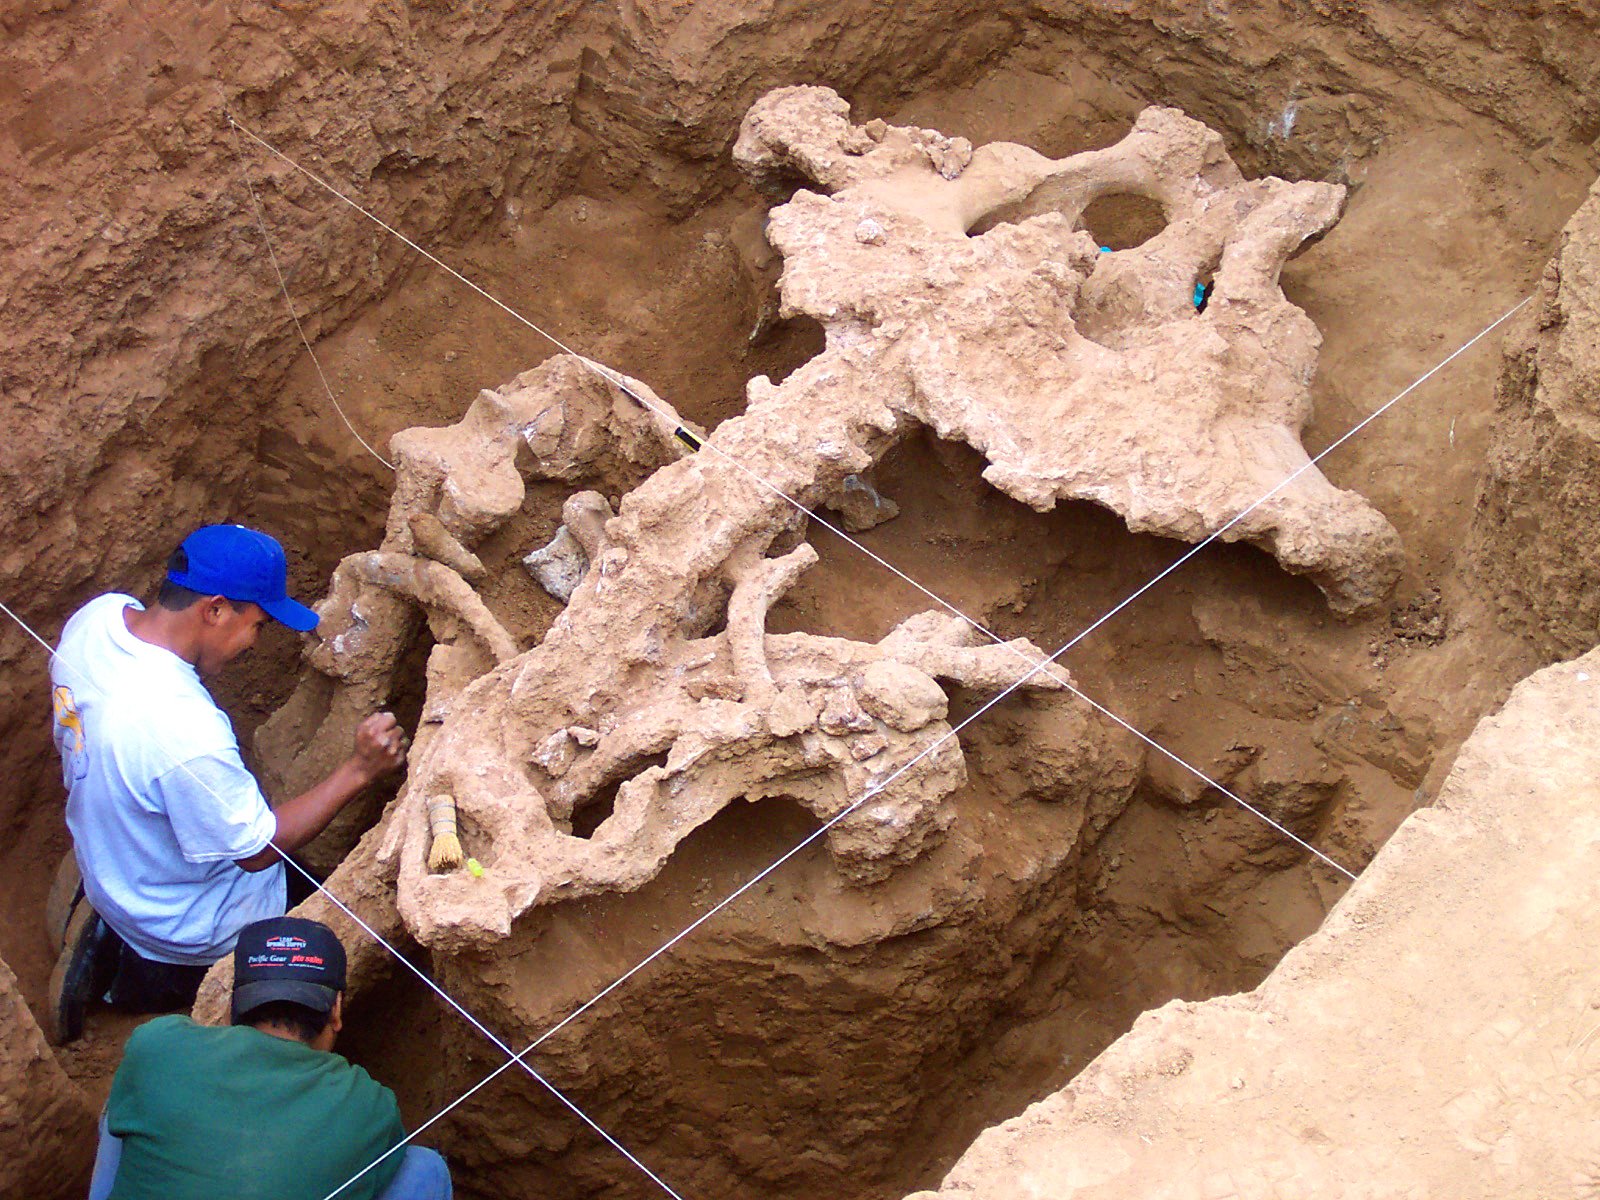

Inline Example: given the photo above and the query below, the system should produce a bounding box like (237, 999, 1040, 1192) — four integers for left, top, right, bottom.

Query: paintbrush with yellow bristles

(426, 794, 464, 872)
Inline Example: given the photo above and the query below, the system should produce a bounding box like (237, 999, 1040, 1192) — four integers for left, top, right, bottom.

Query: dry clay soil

(2, 3, 1600, 1199)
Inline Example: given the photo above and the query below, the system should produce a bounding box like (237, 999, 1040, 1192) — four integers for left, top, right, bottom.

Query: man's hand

(236, 712, 411, 871)
(352, 712, 408, 782)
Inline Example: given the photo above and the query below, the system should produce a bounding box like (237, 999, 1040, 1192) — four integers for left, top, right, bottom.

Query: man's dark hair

(235, 999, 332, 1041)
(156, 547, 243, 613)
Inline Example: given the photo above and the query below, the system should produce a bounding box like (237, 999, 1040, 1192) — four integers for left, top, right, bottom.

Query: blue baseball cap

(168, 525, 319, 632)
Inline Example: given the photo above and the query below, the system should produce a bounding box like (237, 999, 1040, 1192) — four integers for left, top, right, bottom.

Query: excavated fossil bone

(523, 491, 614, 603)
(253, 356, 688, 875)
(217, 92, 1398, 996)
(736, 86, 1402, 614)
(241, 329, 1090, 967)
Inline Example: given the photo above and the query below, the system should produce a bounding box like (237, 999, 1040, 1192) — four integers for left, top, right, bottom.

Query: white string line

(223, 119, 395, 470)
(227, 112, 1524, 1184)
(226, 111, 1341, 860)
(321, 281, 1523, 1177)
(326, 292, 1530, 1180)
(0, 597, 683, 1200)
(226, 110, 1517, 873)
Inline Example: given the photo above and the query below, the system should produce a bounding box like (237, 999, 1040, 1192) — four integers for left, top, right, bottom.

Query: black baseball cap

(231, 916, 347, 1023)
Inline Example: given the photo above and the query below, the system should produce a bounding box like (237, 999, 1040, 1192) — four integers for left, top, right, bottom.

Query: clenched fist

(352, 711, 408, 779)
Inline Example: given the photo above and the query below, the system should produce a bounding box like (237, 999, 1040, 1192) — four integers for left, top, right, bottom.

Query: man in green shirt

(89, 917, 451, 1200)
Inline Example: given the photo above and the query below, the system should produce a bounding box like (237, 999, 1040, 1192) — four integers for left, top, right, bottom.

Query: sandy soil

(2, 3, 1599, 1198)
(234, 86, 1588, 1200)
(910, 644, 1600, 1200)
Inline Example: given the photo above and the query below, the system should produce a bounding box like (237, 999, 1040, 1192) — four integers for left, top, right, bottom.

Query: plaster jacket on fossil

(249, 89, 1401, 974)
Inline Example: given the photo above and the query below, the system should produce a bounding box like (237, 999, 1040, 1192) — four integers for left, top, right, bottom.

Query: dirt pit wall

(2, 3, 1600, 1199)
(1470, 173, 1600, 658)
(3, 0, 1597, 849)
(906, 642, 1600, 1200)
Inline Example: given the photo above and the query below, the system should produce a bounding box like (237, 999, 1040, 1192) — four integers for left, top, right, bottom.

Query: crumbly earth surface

(0, 956, 93, 1199)
(2, 3, 1600, 1199)
(908, 645, 1600, 1200)
(1471, 173, 1600, 660)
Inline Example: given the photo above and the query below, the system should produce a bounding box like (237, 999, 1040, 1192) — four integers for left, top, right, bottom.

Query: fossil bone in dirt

(216, 90, 1401, 997)
(738, 85, 1402, 615)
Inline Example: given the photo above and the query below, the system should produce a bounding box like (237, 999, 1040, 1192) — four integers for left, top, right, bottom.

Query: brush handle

(427, 795, 458, 836)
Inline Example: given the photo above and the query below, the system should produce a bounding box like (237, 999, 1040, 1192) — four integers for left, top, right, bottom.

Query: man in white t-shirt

(47, 524, 407, 1043)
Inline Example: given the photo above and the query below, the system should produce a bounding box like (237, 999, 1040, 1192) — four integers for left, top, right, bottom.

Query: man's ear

(201, 597, 231, 627)
(329, 992, 344, 1036)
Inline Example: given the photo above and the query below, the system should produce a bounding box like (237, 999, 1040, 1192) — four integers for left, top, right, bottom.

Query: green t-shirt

(106, 1015, 407, 1200)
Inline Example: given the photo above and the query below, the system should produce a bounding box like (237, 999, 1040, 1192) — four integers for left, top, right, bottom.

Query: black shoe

(46, 897, 115, 1045)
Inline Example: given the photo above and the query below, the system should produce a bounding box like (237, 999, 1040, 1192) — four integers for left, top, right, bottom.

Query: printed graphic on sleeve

(53, 685, 88, 784)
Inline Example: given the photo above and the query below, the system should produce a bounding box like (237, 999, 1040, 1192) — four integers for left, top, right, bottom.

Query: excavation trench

(303, 422, 1412, 1200)
(2, 6, 1597, 1200)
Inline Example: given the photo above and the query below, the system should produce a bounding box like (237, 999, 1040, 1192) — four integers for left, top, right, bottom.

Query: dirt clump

(908, 646, 1600, 1200)
(1471, 173, 1600, 661)
(0, 957, 94, 1199)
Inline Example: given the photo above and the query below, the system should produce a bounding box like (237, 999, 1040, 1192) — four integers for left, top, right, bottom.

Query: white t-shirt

(51, 593, 286, 965)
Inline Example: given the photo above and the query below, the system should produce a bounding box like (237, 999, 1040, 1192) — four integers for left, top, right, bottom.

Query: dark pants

(104, 855, 323, 1013)
(103, 931, 210, 1013)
